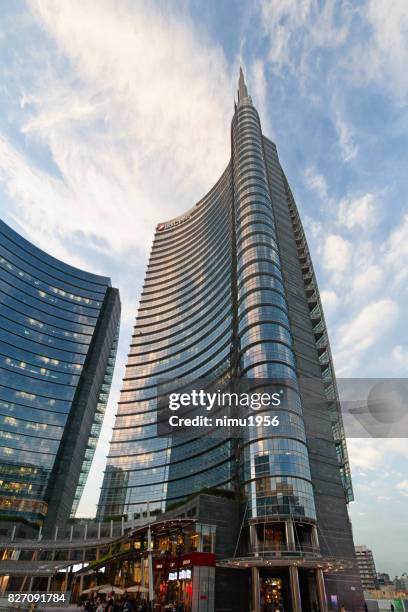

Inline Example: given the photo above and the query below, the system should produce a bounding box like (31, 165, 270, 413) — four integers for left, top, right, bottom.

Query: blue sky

(0, 0, 407, 576)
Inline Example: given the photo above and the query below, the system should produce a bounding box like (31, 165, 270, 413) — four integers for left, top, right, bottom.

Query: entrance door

(260, 568, 290, 611)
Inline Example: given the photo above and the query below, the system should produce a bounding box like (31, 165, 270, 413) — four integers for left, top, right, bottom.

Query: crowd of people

(79, 591, 186, 612)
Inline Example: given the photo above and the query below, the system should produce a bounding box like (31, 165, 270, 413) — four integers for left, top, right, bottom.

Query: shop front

(154, 552, 215, 611)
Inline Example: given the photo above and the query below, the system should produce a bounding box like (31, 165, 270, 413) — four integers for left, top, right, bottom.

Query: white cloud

(347, 439, 384, 471)
(335, 298, 399, 373)
(391, 345, 408, 371)
(360, 0, 408, 97)
(260, 0, 350, 71)
(339, 193, 380, 230)
(352, 265, 384, 296)
(323, 234, 352, 275)
(385, 214, 408, 286)
(396, 480, 408, 491)
(348, 439, 408, 472)
(0, 0, 234, 260)
(250, 59, 271, 133)
(338, 298, 398, 351)
(303, 166, 328, 199)
(320, 289, 338, 314)
(334, 112, 358, 162)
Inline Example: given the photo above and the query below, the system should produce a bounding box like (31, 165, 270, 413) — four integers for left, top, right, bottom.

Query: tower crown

(237, 67, 252, 107)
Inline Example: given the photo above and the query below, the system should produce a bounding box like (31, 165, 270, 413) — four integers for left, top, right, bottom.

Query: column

(315, 568, 328, 612)
(311, 526, 320, 551)
(289, 565, 302, 612)
(285, 521, 296, 552)
(250, 523, 259, 556)
(251, 566, 261, 612)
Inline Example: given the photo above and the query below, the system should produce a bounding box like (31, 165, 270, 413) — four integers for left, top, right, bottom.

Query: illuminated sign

(168, 569, 191, 581)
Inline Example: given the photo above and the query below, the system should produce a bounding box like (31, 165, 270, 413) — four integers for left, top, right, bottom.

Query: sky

(0, 0, 407, 576)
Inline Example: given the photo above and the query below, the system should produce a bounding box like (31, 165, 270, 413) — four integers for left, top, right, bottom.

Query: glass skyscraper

(99, 70, 362, 610)
(0, 220, 120, 532)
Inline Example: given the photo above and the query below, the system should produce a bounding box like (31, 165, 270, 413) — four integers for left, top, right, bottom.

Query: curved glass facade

(98, 71, 352, 548)
(0, 220, 120, 528)
(99, 167, 236, 518)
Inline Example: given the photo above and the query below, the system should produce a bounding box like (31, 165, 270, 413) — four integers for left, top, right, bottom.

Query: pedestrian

(364, 604, 369, 612)
(96, 598, 104, 612)
(105, 593, 115, 612)
(123, 595, 134, 612)
(391, 604, 395, 612)
(340, 606, 347, 612)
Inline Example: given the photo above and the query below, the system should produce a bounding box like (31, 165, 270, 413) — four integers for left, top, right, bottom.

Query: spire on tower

(237, 67, 251, 107)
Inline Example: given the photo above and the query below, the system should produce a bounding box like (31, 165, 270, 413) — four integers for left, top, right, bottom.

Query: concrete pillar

(47, 576, 52, 592)
(11, 525, 16, 541)
(84, 523, 88, 541)
(70, 525, 74, 541)
(28, 576, 34, 592)
(54, 525, 59, 541)
(37, 525, 42, 541)
(251, 566, 261, 612)
(285, 521, 296, 552)
(289, 565, 302, 612)
(316, 568, 328, 612)
(121, 516, 124, 536)
(110, 520, 113, 538)
(97, 522, 101, 539)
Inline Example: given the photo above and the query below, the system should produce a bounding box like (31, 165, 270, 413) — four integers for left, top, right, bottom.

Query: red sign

(154, 552, 215, 570)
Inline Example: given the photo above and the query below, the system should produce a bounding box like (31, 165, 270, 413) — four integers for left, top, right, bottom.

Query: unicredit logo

(157, 214, 192, 232)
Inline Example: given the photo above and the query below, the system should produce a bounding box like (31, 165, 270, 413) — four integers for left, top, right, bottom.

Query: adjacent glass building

(0, 220, 120, 532)
(98, 71, 363, 610)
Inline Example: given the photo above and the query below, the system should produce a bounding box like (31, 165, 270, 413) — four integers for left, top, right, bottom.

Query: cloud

(250, 59, 271, 133)
(303, 166, 328, 199)
(338, 298, 399, 351)
(323, 234, 352, 275)
(0, 0, 233, 261)
(335, 298, 399, 373)
(260, 0, 350, 72)
(348, 439, 408, 472)
(352, 265, 384, 296)
(334, 111, 359, 162)
(358, 0, 408, 97)
(391, 346, 408, 372)
(396, 480, 408, 491)
(385, 214, 408, 286)
(320, 289, 338, 314)
(339, 193, 380, 230)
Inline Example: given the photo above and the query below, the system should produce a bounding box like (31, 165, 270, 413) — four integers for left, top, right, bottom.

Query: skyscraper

(0, 220, 120, 533)
(355, 545, 378, 590)
(99, 70, 362, 610)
